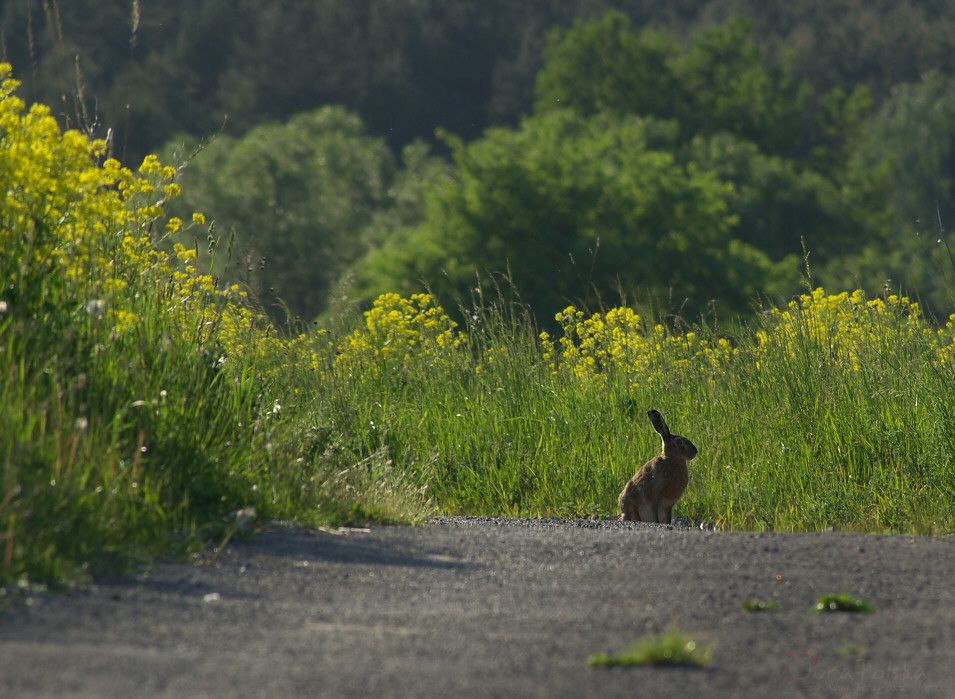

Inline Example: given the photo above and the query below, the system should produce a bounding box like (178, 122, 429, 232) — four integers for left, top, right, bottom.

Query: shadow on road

(232, 524, 472, 570)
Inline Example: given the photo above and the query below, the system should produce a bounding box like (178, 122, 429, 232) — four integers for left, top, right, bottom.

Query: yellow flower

(107, 308, 140, 334)
(0, 63, 303, 384)
(139, 154, 161, 174)
(335, 293, 463, 375)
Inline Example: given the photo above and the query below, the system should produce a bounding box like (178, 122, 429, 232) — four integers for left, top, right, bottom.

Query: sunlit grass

(0, 65, 428, 588)
(5, 59, 955, 590)
(311, 284, 955, 533)
(813, 593, 875, 613)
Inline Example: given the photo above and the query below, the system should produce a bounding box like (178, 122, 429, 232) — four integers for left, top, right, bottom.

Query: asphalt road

(2, 517, 954, 698)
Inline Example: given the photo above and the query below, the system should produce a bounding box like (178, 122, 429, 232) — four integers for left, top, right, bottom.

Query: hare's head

(648, 409, 698, 461)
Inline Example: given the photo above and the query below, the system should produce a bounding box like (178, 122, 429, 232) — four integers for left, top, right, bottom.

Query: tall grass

(0, 65, 427, 588)
(687, 290, 955, 532)
(305, 288, 955, 534)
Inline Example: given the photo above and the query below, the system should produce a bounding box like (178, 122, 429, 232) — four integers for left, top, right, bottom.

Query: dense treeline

(5, 1, 955, 322)
(4, 0, 955, 164)
(350, 15, 879, 322)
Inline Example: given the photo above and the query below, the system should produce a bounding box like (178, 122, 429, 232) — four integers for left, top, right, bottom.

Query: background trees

(353, 111, 794, 321)
(834, 71, 955, 313)
(350, 14, 878, 322)
(164, 107, 444, 321)
(536, 15, 809, 156)
(5, 1, 955, 322)
(5, 0, 955, 163)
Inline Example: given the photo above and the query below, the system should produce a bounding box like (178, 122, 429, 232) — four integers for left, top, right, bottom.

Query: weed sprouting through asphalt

(587, 628, 714, 667)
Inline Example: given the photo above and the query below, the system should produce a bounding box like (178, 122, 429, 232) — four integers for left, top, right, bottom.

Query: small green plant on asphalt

(741, 599, 779, 612)
(813, 593, 874, 613)
(837, 642, 869, 657)
(587, 628, 713, 667)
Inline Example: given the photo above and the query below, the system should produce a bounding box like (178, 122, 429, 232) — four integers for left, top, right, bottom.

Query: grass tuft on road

(587, 628, 714, 667)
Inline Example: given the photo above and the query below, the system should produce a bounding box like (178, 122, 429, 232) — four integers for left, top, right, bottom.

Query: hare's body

(618, 409, 697, 524)
(617, 455, 689, 523)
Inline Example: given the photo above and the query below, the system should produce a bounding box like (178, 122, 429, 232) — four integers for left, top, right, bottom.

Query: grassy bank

(3, 64, 955, 589)
(0, 65, 427, 588)
(309, 288, 955, 533)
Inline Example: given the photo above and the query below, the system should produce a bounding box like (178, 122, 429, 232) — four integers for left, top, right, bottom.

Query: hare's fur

(618, 409, 697, 524)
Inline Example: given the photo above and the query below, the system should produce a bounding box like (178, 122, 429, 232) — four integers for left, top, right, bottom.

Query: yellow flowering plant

(0, 63, 334, 584)
(335, 292, 465, 377)
(0, 63, 212, 338)
(542, 304, 735, 388)
(755, 288, 937, 372)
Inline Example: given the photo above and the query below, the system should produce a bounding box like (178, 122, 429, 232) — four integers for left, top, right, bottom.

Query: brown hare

(618, 409, 697, 523)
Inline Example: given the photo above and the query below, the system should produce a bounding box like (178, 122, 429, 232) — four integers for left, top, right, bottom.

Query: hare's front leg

(637, 501, 656, 522)
(658, 505, 673, 524)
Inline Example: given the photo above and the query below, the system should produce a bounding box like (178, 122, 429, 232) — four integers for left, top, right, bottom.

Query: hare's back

(625, 456, 665, 490)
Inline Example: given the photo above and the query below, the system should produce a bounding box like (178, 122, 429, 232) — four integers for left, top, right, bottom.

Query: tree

(686, 133, 868, 263)
(165, 106, 443, 321)
(531, 11, 901, 287)
(534, 13, 810, 157)
(672, 17, 809, 157)
(352, 110, 794, 322)
(6, 0, 955, 167)
(535, 12, 683, 123)
(852, 71, 955, 238)
(831, 70, 955, 313)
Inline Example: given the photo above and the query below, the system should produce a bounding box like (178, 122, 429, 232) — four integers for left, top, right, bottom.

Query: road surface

(2, 517, 954, 698)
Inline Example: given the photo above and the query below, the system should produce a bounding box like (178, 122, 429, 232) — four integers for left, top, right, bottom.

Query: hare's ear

(647, 409, 670, 439)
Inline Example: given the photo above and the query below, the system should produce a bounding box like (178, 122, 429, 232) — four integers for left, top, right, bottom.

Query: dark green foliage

(6, 0, 955, 324)
(534, 14, 879, 186)
(822, 70, 955, 314)
(353, 110, 793, 322)
(526, 13, 899, 310)
(686, 134, 866, 263)
(858, 70, 955, 232)
(536, 14, 810, 157)
(165, 107, 445, 321)
(730, 0, 955, 100)
(535, 13, 683, 125)
(349, 15, 887, 321)
(5, 0, 955, 165)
